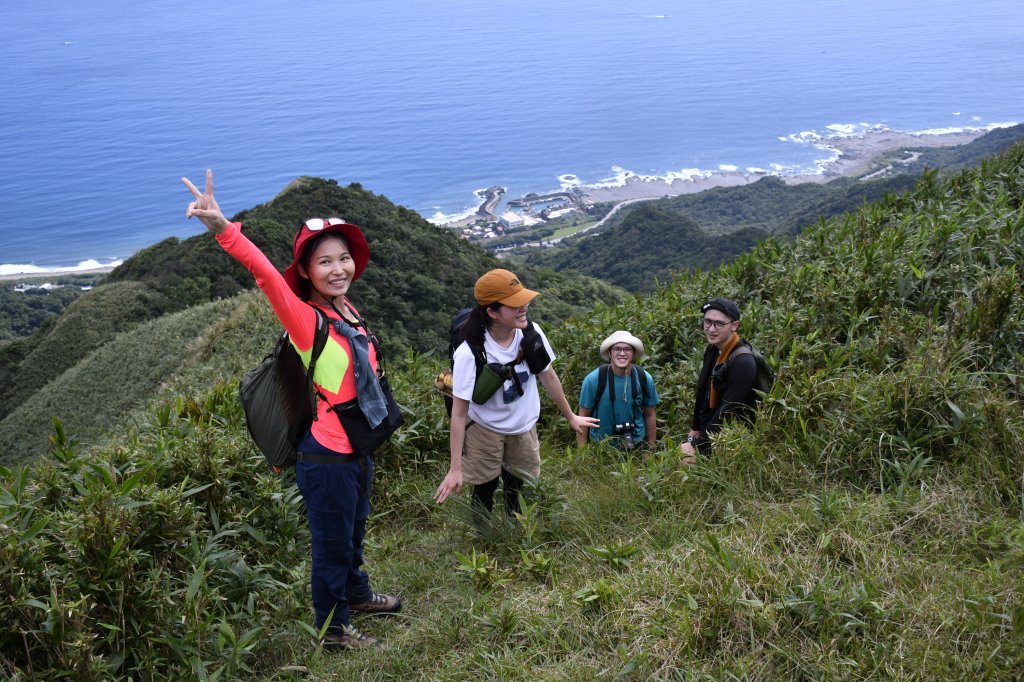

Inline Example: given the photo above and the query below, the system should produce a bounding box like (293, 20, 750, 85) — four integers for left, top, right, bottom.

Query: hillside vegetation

(0, 179, 623, 460)
(2, 141, 1023, 680)
(525, 124, 1024, 291)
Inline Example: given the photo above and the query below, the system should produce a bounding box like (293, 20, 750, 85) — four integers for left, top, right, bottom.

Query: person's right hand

(181, 169, 230, 233)
(434, 469, 463, 504)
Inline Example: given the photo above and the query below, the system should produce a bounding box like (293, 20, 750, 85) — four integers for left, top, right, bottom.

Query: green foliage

(0, 281, 158, 420)
(899, 122, 1024, 174)
(0, 409, 313, 680)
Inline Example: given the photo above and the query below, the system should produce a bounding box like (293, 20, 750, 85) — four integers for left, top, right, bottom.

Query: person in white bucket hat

(577, 331, 660, 449)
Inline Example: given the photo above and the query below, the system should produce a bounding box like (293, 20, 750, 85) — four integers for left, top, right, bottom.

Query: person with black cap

(433, 268, 598, 519)
(182, 170, 399, 651)
(680, 297, 758, 462)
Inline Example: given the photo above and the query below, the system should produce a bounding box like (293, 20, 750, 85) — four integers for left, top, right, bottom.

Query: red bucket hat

(282, 218, 370, 298)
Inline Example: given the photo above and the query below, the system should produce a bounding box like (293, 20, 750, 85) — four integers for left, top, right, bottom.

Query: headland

(444, 128, 989, 238)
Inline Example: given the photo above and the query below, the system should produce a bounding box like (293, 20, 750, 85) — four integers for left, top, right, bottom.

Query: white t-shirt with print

(452, 322, 555, 435)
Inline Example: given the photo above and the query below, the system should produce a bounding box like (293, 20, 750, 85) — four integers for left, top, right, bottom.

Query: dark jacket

(690, 339, 758, 450)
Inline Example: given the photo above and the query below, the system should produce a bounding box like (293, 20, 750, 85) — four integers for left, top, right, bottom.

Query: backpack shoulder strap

(730, 345, 752, 358)
(592, 364, 611, 415)
(305, 307, 331, 421)
(729, 338, 758, 364)
(466, 339, 487, 375)
(631, 365, 651, 405)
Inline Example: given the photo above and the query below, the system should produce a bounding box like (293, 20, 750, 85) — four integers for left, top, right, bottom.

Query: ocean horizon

(2, 0, 1022, 275)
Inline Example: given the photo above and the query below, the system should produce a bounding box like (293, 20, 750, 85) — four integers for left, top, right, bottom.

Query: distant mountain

(522, 124, 1024, 291)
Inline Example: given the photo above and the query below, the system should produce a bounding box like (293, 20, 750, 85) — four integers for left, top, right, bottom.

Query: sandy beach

(577, 129, 986, 205)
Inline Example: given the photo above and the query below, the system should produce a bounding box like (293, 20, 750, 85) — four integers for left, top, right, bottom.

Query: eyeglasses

(610, 345, 634, 355)
(302, 217, 346, 231)
(702, 317, 732, 330)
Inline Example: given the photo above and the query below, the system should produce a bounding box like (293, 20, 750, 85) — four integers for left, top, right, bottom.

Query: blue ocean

(2, 0, 1022, 274)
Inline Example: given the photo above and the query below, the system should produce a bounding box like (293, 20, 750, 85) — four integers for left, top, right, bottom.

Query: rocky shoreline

(571, 129, 986, 205)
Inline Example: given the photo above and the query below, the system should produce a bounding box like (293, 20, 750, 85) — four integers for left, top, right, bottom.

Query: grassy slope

(3, 143, 1023, 680)
(0, 296, 244, 464)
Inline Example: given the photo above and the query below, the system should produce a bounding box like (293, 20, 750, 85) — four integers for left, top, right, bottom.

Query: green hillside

(0, 179, 623, 459)
(2, 141, 1023, 680)
(525, 124, 1024, 291)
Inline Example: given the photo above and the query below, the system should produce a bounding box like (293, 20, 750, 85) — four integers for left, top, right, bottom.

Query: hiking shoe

(320, 626, 380, 651)
(349, 592, 402, 614)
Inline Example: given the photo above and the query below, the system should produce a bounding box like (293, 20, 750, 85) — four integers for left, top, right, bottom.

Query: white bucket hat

(599, 330, 645, 361)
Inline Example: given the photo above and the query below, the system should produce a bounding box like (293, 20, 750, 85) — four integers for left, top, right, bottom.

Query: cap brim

(499, 287, 539, 308)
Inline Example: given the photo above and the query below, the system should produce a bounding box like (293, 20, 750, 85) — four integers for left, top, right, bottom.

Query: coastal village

(442, 184, 592, 243)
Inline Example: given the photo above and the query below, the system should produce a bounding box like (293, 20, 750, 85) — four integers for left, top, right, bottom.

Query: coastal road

(548, 197, 656, 244)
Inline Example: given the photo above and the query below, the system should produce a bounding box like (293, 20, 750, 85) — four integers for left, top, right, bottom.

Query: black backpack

(239, 307, 330, 473)
(730, 344, 775, 399)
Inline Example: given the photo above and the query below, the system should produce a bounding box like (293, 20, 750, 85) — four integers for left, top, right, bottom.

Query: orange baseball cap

(473, 269, 539, 307)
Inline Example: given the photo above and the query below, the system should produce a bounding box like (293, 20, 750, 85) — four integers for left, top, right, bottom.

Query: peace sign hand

(181, 169, 230, 234)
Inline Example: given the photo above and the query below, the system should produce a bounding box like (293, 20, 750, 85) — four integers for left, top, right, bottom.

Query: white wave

(427, 205, 478, 225)
(663, 168, 709, 182)
(825, 123, 859, 136)
(558, 174, 581, 189)
(0, 258, 123, 277)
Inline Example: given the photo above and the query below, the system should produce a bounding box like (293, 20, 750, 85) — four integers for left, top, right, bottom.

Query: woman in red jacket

(182, 170, 399, 651)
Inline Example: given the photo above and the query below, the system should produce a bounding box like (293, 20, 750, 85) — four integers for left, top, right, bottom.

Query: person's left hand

(567, 413, 600, 435)
(181, 169, 230, 233)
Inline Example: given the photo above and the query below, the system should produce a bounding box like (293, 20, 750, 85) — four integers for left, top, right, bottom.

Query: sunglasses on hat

(302, 217, 347, 231)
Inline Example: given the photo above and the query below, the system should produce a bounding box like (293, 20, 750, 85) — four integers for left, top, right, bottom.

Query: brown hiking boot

(349, 592, 402, 614)
(321, 626, 380, 651)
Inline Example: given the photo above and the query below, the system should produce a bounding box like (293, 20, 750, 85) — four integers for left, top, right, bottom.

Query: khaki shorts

(461, 423, 540, 485)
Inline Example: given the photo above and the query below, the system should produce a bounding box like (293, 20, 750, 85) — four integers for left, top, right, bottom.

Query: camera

(613, 422, 637, 449)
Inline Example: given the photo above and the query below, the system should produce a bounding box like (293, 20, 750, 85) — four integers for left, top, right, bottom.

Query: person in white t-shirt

(433, 269, 598, 517)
